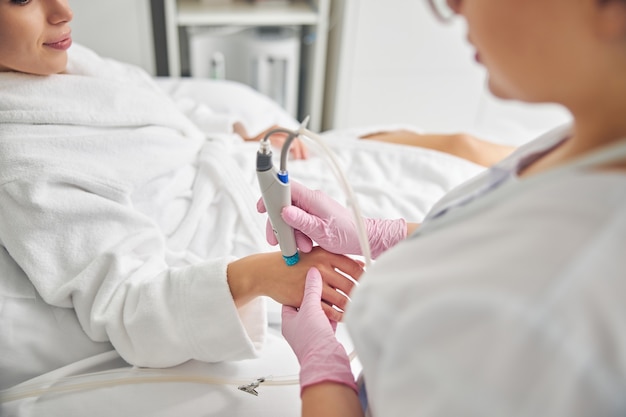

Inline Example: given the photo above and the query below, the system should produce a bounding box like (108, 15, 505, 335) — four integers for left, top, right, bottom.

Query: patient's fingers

(321, 302, 343, 322)
(318, 265, 360, 312)
(321, 284, 351, 312)
(334, 256, 364, 284)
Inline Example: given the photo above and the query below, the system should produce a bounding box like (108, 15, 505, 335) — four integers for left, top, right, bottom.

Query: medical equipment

(2, 367, 296, 403)
(296, 120, 373, 266)
(256, 125, 300, 266)
(257, 117, 373, 267)
(188, 25, 301, 117)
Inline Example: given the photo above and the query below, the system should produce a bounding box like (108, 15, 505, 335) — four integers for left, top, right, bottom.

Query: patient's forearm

(361, 131, 516, 167)
(361, 130, 453, 149)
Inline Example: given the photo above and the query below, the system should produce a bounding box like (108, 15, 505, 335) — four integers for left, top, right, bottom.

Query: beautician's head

(0, 0, 73, 75)
(430, 0, 626, 108)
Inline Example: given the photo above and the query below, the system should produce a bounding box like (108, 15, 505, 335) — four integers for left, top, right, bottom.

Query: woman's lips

(44, 35, 72, 51)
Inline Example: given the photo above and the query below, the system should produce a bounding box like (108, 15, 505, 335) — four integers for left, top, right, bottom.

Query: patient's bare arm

(360, 130, 516, 167)
(226, 247, 363, 321)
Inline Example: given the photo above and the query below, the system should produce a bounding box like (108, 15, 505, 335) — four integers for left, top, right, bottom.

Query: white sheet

(2, 75, 540, 416)
(2, 328, 300, 417)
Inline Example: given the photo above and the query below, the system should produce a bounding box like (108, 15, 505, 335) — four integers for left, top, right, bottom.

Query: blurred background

(70, 0, 571, 144)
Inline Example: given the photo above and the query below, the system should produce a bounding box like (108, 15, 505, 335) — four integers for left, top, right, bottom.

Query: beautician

(261, 0, 626, 415)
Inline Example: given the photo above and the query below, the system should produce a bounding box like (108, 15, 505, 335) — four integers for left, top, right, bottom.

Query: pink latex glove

(282, 267, 357, 395)
(257, 181, 407, 259)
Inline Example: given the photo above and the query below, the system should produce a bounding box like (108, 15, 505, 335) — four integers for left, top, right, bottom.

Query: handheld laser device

(256, 133, 299, 266)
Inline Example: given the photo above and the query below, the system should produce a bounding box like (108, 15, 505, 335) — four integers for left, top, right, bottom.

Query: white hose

(297, 126, 373, 267)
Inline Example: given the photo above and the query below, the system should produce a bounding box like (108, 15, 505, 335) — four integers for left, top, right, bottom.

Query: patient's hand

(234, 122, 309, 160)
(226, 247, 363, 321)
(361, 130, 516, 167)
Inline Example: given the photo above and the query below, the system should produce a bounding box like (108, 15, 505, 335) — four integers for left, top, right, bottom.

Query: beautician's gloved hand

(282, 267, 357, 395)
(257, 181, 407, 259)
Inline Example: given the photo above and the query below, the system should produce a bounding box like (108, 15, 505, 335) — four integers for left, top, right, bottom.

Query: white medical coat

(346, 125, 626, 416)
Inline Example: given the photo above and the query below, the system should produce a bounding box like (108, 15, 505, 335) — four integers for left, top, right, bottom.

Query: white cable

(2, 368, 300, 403)
(297, 126, 373, 268)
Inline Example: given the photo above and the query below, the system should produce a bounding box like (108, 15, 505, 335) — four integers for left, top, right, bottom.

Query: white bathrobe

(0, 44, 272, 389)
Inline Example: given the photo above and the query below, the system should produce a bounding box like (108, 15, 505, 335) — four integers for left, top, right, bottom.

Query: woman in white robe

(0, 0, 364, 390)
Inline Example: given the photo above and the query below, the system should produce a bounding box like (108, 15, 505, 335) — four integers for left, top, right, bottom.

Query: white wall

(324, 0, 571, 146)
(69, 0, 156, 75)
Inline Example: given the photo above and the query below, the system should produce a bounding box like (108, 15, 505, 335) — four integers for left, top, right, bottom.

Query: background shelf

(176, 0, 319, 26)
(164, 0, 329, 130)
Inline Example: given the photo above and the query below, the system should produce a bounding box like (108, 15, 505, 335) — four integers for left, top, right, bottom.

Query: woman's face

(0, 0, 73, 75)
(451, 0, 595, 104)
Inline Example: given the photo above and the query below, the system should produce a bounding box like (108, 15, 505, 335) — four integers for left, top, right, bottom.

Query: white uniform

(346, 125, 626, 416)
(0, 45, 272, 389)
